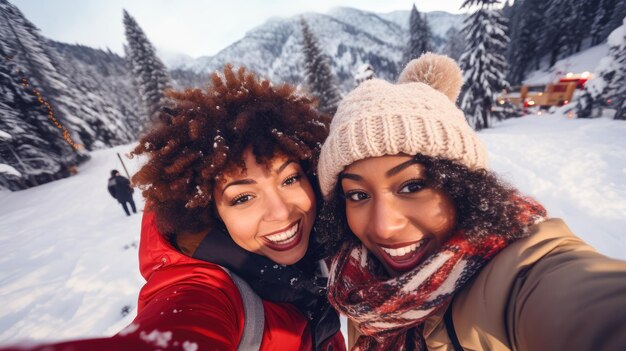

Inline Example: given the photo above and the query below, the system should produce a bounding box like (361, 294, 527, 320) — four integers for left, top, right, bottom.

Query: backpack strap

(444, 300, 464, 351)
(223, 268, 265, 351)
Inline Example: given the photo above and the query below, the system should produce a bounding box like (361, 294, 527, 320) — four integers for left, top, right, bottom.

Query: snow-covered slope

(1, 113, 625, 344)
(0, 144, 145, 342)
(481, 114, 626, 258)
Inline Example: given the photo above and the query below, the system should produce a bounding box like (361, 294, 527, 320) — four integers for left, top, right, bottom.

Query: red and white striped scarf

(327, 196, 547, 351)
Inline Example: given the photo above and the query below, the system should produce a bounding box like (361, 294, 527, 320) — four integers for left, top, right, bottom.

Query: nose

(368, 195, 406, 241)
(262, 189, 291, 222)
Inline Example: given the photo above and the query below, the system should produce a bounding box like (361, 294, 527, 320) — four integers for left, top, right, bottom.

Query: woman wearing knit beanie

(317, 53, 626, 351)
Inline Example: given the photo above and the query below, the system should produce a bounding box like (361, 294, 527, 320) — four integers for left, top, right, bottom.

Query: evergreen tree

(442, 27, 465, 62)
(541, 0, 578, 67)
(459, 1, 510, 130)
(506, 0, 542, 84)
(0, 41, 78, 190)
(607, 0, 626, 41)
(405, 4, 432, 63)
(591, 0, 615, 45)
(123, 10, 170, 121)
(605, 18, 626, 120)
(575, 90, 595, 118)
(0, 0, 89, 147)
(354, 63, 375, 86)
(299, 18, 341, 115)
(578, 16, 626, 120)
(0, 0, 88, 189)
(574, 0, 601, 52)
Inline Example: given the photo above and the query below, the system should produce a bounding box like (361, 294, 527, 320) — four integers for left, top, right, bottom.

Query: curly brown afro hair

(316, 154, 545, 257)
(129, 65, 330, 239)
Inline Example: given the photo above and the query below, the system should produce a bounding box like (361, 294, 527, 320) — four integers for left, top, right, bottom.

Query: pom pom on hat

(397, 52, 463, 103)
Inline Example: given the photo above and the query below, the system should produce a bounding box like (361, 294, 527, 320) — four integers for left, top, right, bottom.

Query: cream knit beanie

(318, 53, 488, 199)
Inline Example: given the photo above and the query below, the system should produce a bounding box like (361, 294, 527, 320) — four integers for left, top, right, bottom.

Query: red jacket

(3, 212, 345, 351)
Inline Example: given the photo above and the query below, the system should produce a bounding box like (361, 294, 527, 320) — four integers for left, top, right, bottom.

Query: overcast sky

(12, 0, 471, 58)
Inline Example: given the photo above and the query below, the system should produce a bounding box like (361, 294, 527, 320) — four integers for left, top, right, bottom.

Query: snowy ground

(0, 145, 146, 343)
(1, 113, 625, 345)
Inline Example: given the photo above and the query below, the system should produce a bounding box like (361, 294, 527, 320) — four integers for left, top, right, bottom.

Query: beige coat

(348, 219, 626, 350)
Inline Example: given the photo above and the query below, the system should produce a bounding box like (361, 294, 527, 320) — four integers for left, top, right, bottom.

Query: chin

(270, 252, 306, 266)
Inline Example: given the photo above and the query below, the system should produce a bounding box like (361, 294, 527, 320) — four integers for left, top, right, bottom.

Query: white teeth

(380, 241, 424, 257)
(265, 222, 299, 243)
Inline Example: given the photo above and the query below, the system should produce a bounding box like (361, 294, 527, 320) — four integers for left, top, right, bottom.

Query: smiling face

(340, 155, 457, 276)
(213, 149, 316, 265)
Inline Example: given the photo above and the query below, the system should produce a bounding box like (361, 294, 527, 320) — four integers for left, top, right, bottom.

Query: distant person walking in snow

(107, 169, 136, 216)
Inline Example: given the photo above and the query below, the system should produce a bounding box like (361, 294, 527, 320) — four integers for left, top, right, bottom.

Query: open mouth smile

(262, 220, 303, 251)
(377, 238, 432, 272)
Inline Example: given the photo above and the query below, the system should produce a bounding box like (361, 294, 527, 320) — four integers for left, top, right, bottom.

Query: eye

(282, 173, 302, 186)
(344, 191, 369, 202)
(230, 193, 255, 206)
(398, 179, 426, 194)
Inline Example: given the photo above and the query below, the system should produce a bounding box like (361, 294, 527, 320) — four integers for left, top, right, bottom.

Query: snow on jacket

(348, 218, 626, 350)
(2, 211, 345, 351)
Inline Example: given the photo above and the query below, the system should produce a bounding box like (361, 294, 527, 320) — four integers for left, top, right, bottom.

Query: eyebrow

(276, 159, 296, 174)
(221, 159, 296, 195)
(338, 173, 362, 181)
(339, 158, 419, 183)
(386, 159, 419, 177)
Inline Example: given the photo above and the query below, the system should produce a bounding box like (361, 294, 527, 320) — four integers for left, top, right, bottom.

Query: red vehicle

(500, 72, 592, 109)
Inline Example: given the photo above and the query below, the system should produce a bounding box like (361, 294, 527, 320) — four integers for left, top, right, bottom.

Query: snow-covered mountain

(379, 10, 466, 38)
(156, 48, 195, 69)
(165, 7, 465, 91)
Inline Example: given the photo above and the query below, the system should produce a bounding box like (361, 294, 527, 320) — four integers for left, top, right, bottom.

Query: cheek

(226, 216, 255, 243)
(296, 182, 317, 219)
(345, 206, 368, 242)
(216, 205, 262, 251)
(422, 195, 457, 242)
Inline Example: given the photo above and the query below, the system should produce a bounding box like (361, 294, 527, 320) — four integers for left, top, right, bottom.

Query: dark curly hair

(316, 154, 534, 256)
(129, 65, 330, 240)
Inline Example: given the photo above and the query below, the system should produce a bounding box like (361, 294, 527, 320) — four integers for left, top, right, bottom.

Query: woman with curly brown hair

(2, 66, 345, 351)
(316, 53, 626, 351)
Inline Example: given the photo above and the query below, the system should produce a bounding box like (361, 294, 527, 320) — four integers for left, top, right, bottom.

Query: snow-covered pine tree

(510, 0, 546, 82)
(0, 40, 82, 190)
(577, 16, 626, 120)
(404, 4, 432, 64)
(442, 27, 465, 62)
(591, 0, 615, 46)
(0, 0, 91, 147)
(0, 128, 21, 190)
(299, 18, 341, 115)
(540, 0, 578, 67)
(459, 0, 510, 130)
(0, 0, 92, 189)
(123, 10, 170, 121)
(575, 90, 595, 118)
(50, 41, 141, 147)
(354, 63, 375, 86)
(607, 0, 626, 42)
(605, 18, 626, 120)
